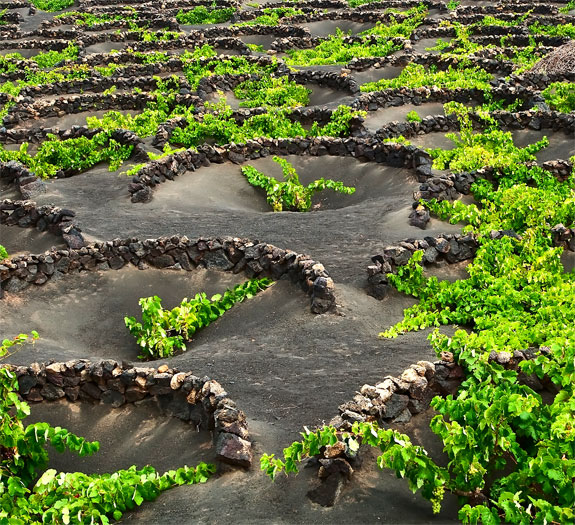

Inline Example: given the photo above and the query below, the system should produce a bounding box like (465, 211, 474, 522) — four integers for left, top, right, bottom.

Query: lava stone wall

(8, 359, 254, 468)
(0, 236, 336, 313)
(0, 199, 85, 249)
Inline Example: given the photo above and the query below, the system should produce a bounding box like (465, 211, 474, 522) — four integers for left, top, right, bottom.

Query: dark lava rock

(101, 389, 125, 408)
(408, 206, 430, 229)
(383, 393, 409, 419)
(40, 383, 65, 401)
(215, 433, 253, 468)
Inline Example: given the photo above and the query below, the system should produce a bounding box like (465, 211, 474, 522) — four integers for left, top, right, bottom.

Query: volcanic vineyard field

(0, 0, 574, 524)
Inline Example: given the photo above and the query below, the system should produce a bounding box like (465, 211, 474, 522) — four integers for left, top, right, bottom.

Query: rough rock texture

(0, 236, 336, 313)
(7, 359, 253, 468)
(0, 199, 85, 249)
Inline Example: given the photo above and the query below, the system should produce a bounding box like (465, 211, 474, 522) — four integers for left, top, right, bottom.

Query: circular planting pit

(363, 102, 447, 132)
(0, 224, 66, 256)
(406, 130, 457, 150)
(84, 41, 129, 54)
(27, 400, 214, 474)
(139, 154, 419, 216)
(305, 83, 356, 107)
(238, 34, 277, 50)
(302, 19, 376, 38)
(512, 128, 575, 161)
(409, 37, 443, 54)
(2, 267, 263, 362)
(11, 109, 142, 132)
(352, 65, 404, 86)
(0, 48, 42, 58)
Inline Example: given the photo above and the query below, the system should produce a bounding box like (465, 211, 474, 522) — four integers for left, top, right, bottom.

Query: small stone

(215, 433, 253, 468)
(64, 386, 80, 401)
(441, 351, 454, 363)
(383, 394, 409, 419)
(324, 441, 346, 459)
(393, 408, 412, 424)
(227, 151, 245, 164)
(101, 390, 125, 408)
(400, 368, 420, 383)
(170, 372, 186, 389)
(341, 410, 366, 423)
(360, 384, 377, 398)
(409, 377, 428, 400)
(18, 375, 37, 395)
(495, 351, 512, 365)
(40, 383, 65, 401)
(408, 206, 430, 229)
(374, 387, 392, 403)
(80, 382, 102, 400)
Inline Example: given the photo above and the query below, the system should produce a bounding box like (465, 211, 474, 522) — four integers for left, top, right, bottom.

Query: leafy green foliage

(32, 43, 78, 69)
(123, 145, 186, 177)
(183, 56, 278, 89)
(0, 63, 94, 100)
(30, 0, 73, 11)
(0, 44, 79, 79)
(529, 21, 575, 38)
(87, 75, 196, 137)
(310, 104, 366, 137)
(559, 0, 575, 13)
(0, 244, 8, 260)
(234, 76, 311, 108)
(125, 278, 273, 359)
(55, 9, 137, 27)
(0, 132, 134, 179)
(378, 122, 575, 521)
(242, 156, 355, 212)
(361, 63, 493, 92)
(426, 21, 491, 58)
(169, 102, 364, 147)
(19, 463, 216, 524)
(428, 108, 548, 173)
(1, 333, 216, 523)
(475, 13, 531, 28)
(246, 43, 264, 53)
(176, 6, 236, 24)
(286, 29, 403, 66)
(542, 82, 575, 113)
(235, 7, 304, 26)
(405, 110, 421, 122)
(361, 5, 427, 38)
(261, 422, 448, 513)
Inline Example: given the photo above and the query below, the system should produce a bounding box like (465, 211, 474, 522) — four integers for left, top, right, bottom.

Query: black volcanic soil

(1, 3, 572, 524)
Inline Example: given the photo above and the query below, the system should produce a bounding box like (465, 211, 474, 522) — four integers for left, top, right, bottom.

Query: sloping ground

(1, 0, 574, 523)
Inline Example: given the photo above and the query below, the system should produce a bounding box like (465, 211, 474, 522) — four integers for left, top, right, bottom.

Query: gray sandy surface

(0, 224, 66, 255)
(512, 129, 575, 162)
(2, 6, 572, 524)
(410, 38, 442, 55)
(1, 150, 463, 523)
(353, 67, 404, 86)
(239, 34, 277, 50)
(303, 20, 376, 38)
(27, 401, 214, 474)
(363, 102, 446, 132)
